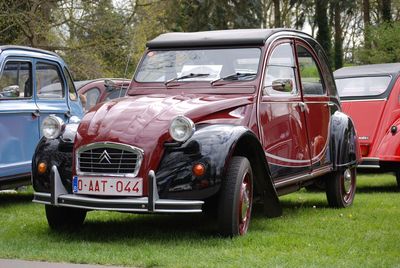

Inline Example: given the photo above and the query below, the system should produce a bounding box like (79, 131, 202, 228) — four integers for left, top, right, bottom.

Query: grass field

(0, 174, 399, 267)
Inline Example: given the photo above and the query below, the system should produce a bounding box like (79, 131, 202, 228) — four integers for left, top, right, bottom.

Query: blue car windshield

(135, 48, 261, 83)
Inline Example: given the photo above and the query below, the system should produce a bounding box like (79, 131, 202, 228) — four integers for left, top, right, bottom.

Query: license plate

(72, 176, 143, 196)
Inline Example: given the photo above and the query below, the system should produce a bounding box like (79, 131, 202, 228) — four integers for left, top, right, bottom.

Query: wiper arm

(210, 72, 256, 85)
(164, 73, 210, 86)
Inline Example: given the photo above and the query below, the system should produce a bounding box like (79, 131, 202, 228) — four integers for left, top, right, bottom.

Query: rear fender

(374, 118, 400, 160)
(330, 111, 360, 169)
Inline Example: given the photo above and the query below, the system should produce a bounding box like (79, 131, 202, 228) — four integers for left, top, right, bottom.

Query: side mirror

(1, 85, 20, 98)
(272, 79, 293, 93)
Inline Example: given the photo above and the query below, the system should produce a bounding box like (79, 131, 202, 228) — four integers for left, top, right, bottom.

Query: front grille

(77, 143, 143, 177)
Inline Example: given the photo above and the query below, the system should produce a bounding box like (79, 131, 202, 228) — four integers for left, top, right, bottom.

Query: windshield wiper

(164, 73, 210, 86)
(210, 72, 257, 85)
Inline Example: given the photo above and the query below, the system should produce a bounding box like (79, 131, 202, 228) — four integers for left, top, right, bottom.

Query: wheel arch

(329, 111, 360, 170)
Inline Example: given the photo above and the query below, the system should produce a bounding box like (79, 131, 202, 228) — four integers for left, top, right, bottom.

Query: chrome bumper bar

(33, 166, 203, 213)
(357, 158, 380, 169)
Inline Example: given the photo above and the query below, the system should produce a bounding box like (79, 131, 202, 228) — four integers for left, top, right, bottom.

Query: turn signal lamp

(193, 163, 205, 177)
(38, 162, 47, 174)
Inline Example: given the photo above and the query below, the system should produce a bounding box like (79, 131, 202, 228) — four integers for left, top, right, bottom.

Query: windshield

(336, 76, 392, 97)
(135, 48, 261, 83)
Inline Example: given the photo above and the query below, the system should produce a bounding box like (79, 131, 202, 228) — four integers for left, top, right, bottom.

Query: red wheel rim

(238, 172, 253, 235)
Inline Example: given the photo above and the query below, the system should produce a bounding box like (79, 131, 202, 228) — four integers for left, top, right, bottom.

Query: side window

(296, 45, 325, 95)
(105, 88, 127, 101)
(83, 87, 100, 111)
(264, 43, 297, 96)
(0, 61, 32, 99)
(36, 62, 64, 99)
(63, 67, 78, 101)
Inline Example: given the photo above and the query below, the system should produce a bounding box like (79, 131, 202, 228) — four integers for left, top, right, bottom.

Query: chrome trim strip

(76, 142, 144, 178)
(274, 166, 332, 188)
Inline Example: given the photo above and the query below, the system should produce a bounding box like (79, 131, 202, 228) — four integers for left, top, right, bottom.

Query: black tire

(325, 167, 356, 208)
(45, 205, 86, 230)
(218, 156, 253, 237)
(395, 172, 400, 191)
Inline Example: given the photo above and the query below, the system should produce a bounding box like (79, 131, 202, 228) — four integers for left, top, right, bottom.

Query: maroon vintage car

(75, 79, 130, 111)
(32, 29, 359, 236)
(335, 63, 400, 188)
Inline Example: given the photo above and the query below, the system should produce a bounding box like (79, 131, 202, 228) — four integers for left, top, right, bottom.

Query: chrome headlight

(169, 115, 195, 142)
(42, 115, 65, 139)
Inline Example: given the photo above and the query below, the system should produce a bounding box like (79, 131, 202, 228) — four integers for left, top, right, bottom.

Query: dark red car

(32, 29, 359, 237)
(335, 63, 400, 188)
(75, 79, 130, 111)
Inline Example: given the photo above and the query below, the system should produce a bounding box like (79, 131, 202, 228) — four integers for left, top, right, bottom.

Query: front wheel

(325, 167, 356, 208)
(45, 205, 87, 230)
(218, 156, 253, 237)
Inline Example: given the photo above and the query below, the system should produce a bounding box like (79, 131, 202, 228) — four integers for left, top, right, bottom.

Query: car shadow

(0, 191, 33, 207)
(44, 198, 329, 242)
(356, 184, 399, 193)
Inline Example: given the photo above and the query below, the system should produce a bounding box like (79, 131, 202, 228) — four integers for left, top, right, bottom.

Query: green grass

(0, 174, 399, 267)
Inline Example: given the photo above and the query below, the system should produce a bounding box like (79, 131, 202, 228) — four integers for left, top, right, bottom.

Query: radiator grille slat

(77, 144, 143, 176)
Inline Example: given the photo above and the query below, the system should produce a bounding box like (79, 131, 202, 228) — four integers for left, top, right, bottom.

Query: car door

(295, 41, 331, 169)
(259, 40, 312, 179)
(34, 60, 70, 127)
(0, 59, 40, 179)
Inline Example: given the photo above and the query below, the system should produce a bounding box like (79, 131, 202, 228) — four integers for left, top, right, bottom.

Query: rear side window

(336, 76, 392, 97)
(36, 62, 64, 99)
(297, 45, 325, 95)
(106, 88, 127, 101)
(0, 61, 32, 99)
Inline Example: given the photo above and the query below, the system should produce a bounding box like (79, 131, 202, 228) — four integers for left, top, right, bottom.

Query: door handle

(299, 102, 308, 112)
(32, 110, 40, 117)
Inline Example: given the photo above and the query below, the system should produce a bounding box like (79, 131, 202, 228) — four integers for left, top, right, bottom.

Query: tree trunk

(363, 0, 371, 49)
(334, 2, 343, 70)
(381, 0, 392, 22)
(315, 0, 331, 64)
(273, 0, 281, 27)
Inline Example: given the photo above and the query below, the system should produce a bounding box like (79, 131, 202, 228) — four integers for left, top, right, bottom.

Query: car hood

(74, 93, 254, 175)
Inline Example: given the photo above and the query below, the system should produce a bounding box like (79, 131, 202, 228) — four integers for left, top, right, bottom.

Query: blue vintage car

(0, 46, 84, 190)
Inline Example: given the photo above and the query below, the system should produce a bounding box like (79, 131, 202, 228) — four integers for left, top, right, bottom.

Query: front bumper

(33, 166, 204, 213)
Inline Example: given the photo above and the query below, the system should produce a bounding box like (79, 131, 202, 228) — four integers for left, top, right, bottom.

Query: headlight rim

(169, 115, 195, 143)
(41, 115, 65, 140)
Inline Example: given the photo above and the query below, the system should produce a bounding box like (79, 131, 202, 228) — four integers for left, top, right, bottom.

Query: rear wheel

(395, 172, 400, 191)
(325, 167, 356, 208)
(218, 156, 253, 237)
(45, 205, 86, 230)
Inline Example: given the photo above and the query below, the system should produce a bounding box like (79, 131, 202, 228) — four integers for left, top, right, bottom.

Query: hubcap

(241, 182, 250, 222)
(343, 168, 352, 194)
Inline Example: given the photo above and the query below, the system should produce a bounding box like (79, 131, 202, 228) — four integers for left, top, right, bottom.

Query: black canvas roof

(146, 28, 304, 48)
(334, 63, 400, 78)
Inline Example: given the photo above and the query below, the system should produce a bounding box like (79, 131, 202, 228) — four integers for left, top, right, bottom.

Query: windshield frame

(133, 46, 263, 85)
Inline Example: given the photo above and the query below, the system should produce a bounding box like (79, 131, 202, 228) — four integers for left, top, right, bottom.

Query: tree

(315, 0, 331, 63)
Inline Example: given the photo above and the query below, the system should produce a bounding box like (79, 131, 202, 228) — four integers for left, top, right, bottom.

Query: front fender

(156, 124, 248, 199)
(330, 111, 360, 168)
